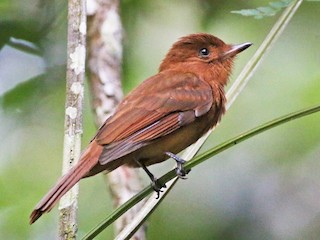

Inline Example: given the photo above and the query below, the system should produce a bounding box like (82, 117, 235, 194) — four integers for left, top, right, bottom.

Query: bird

(30, 33, 252, 224)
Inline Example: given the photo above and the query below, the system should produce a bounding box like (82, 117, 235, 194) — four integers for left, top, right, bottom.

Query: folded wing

(95, 71, 214, 164)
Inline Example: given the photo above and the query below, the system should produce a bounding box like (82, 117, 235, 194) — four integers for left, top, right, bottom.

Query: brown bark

(87, 0, 147, 239)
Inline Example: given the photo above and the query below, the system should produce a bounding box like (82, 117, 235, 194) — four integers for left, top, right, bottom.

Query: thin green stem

(82, 103, 320, 240)
(186, 104, 319, 169)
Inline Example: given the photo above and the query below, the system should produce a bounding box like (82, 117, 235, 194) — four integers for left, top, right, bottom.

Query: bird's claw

(151, 178, 167, 199)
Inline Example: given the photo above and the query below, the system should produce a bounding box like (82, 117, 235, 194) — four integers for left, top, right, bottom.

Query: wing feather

(98, 110, 197, 164)
(95, 71, 213, 146)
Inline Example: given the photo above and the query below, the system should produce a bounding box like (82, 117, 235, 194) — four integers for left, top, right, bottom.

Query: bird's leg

(134, 159, 166, 199)
(165, 152, 191, 179)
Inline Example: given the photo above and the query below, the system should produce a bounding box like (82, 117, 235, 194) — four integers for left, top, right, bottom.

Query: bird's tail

(29, 141, 103, 224)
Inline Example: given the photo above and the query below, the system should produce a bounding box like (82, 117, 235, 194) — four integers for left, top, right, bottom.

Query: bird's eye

(199, 48, 210, 57)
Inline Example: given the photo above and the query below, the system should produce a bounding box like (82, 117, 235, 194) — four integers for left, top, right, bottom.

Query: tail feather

(29, 141, 103, 224)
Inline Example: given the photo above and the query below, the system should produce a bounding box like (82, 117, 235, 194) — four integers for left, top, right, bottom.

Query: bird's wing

(95, 71, 214, 164)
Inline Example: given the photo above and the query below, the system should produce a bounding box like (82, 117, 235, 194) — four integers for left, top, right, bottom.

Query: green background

(0, 1, 320, 239)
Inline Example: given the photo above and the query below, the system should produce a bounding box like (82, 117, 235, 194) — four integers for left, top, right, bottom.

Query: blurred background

(1, 0, 320, 239)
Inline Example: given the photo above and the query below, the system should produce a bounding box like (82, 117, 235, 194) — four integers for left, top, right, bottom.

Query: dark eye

(199, 48, 210, 57)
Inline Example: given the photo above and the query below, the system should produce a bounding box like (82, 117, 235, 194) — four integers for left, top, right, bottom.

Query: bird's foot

(135, 159, 167, 198)
(150, 176, 167, 199)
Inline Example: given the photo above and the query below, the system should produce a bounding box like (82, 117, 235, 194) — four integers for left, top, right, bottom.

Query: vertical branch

(59, 0, 86, 239)
(87, 0, 147, 239)
(87, 0, 123, 125)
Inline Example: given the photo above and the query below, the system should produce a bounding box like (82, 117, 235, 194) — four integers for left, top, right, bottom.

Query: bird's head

(159, 33, 252, 85)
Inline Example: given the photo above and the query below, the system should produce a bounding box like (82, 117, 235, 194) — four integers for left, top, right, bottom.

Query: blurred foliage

(231, 0, 292, 19)
(0, 0, 65, 50)
(230, 0, 319, 19)
(0, 0, 320, 240)
(0, 65, 65, 116)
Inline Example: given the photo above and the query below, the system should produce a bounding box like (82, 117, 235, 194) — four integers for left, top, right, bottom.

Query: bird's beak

(222, 42, 252, 59)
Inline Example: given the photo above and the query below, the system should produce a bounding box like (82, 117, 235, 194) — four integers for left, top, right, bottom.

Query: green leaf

(257, 6, 276, 16)
(231, 9, 262, 17)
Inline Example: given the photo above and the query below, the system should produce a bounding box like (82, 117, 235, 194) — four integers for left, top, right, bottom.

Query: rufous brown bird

(30, 33, 251, 224)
